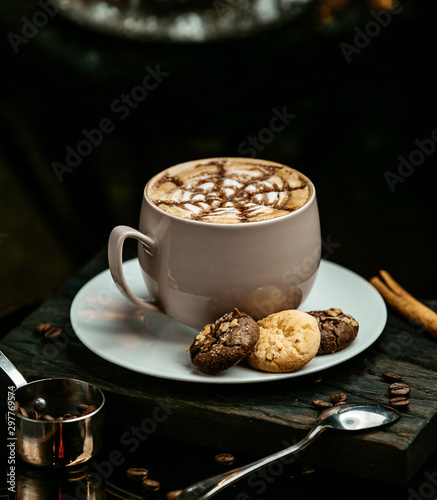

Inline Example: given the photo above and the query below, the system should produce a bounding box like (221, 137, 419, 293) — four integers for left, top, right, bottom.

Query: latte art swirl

(147, 158, 312, 223)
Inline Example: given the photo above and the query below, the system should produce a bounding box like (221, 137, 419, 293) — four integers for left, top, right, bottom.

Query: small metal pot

(1, 350, 105, 467)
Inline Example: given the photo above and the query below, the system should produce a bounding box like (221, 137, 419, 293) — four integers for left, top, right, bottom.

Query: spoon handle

(0, 350, 28, 388)
(178, 424, 326, 500)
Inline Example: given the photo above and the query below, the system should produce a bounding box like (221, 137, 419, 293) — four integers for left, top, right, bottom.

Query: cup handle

(108, 225, 163, 314)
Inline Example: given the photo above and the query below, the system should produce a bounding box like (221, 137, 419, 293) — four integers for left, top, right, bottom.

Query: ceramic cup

(108, 158, 321, 330)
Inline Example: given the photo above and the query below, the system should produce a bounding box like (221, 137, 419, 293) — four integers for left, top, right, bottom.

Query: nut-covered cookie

(189, 309, 260, 374)
(246, 310, 320, 373)
(308, 308, 359, 355)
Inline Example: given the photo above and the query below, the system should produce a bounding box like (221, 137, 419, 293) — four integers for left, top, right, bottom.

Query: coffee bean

(13, 401, 20, 413)
(126, 468, 149, 481)
(40, 414, 55, 421)
(330, 393, 347, 404)
(300, 465, 316, 476)
(382, 371, 403, 383)
(389, 397, 410, 409)
(28, 410, 39, 420)
(142, 479, 160, 492)
(388, 382, 411, 397)
(44, 327, 63, 340)
(35, 322, 51, 334)
(166, 490, 183, 500)
(215, 453, 235, 466)
(312, 400, 333, 410)
(334, 401, 348, 406)
(76, 404, 98, 416)
(18, 407, 29, 418)
(61, 413, 76, 420)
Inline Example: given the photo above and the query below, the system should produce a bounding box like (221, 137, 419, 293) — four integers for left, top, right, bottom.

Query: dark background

(0, 0, 436, 321)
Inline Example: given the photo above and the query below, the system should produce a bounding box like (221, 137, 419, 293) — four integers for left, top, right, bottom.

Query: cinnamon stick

(370, 270, 437, 337)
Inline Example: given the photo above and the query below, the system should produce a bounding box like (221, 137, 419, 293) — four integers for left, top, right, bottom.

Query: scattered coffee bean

(382, 371, 403, 383)
(389, 397, 410, 409)
(382, 371, 411, 409)
(126, 468, 149, 481)
(35, 322, 51, 334)
(142, 479, 160, 492)
(334, 401, 348, 406)
(330, 393, 347, 404)
(388, 382, 411, 397)
(44, 327, 63, 340)
(166, 490, 183, 500)
(215, 453, 235, 466)
(312, 400, 333, 410)
(300, 465, 316, 476)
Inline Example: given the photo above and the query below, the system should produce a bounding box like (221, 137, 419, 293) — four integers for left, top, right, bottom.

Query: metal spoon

(178, 404, 400, 500)
(0, 349, 27, 388)
(0, 350, 48, 411)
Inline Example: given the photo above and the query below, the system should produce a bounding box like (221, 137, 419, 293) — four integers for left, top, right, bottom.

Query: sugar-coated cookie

(189, 309, 260, 374)
(246, 310, 320, 373)
(307, 308, 359, 355)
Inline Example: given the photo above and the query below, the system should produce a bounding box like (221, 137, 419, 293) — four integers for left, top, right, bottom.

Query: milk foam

(147, 158, 312, 223)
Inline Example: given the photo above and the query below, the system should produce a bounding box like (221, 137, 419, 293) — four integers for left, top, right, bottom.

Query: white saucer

(70, 259, 387, 384)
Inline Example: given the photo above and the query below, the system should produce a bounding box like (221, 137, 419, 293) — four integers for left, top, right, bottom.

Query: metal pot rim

(15, 377, 105, 423)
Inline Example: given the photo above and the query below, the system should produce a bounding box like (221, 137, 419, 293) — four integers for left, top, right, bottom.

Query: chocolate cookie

(308, 308, 359, 355)
(189, 309, 260, 374)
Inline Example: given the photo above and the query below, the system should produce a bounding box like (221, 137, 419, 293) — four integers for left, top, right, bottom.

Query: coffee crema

(146, 158, 313, 223)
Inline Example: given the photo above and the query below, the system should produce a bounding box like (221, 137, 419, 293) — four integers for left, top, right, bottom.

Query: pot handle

(108, 225, 163, 315)
(0, 350, 28, 388)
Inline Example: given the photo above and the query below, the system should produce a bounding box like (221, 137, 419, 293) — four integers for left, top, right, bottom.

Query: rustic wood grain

(1, 247, 437, 485)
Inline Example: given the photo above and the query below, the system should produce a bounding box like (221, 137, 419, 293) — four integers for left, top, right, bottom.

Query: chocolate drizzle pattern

(148, 159, 312, 223)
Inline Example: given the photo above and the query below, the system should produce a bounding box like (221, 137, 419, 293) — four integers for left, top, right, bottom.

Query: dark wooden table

(1, 247, 437, 499)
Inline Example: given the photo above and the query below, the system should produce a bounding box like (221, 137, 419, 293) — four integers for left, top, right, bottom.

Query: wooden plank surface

(1, 248, 437, 485)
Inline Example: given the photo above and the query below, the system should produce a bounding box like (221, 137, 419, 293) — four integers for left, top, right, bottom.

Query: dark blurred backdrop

(0, 0, 436, 321)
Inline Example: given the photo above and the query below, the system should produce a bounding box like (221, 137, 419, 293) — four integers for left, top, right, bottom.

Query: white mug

(108, 158, 322, 330)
